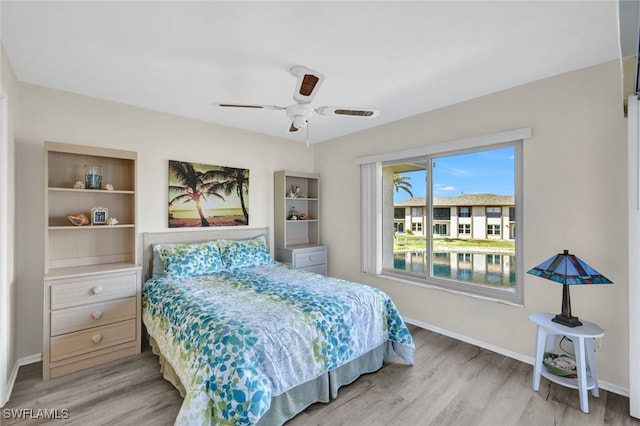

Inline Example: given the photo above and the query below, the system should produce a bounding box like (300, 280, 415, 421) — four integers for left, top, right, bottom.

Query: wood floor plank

(4, 324, 639, 425)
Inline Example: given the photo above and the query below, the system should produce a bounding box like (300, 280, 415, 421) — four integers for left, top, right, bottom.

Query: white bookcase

(274, 170, 327, 275)
(43, 141, 141, 380)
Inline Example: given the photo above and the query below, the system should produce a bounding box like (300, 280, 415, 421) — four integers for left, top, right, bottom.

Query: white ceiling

(1, 1, 622, 144)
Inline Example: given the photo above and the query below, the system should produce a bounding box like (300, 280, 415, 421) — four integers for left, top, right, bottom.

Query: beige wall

(13, 83, 315, 359)
(314, 60, 630, 390)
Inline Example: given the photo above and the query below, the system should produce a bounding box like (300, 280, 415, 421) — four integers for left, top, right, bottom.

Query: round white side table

(529, 312, 604, 413)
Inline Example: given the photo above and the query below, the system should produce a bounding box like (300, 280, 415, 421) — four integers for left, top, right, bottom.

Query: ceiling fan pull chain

(306, 124, 310, 148)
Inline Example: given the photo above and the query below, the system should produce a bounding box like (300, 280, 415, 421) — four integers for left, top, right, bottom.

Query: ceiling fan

(213, 65, 380, 143)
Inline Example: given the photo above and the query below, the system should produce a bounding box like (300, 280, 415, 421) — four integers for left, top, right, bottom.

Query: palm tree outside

(393, 173, 414, 198)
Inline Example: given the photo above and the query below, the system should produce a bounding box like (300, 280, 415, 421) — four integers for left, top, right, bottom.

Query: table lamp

(527, 249, 612, 327)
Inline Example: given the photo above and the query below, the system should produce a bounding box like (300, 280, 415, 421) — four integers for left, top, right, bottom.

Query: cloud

(434, 184, 456, 195)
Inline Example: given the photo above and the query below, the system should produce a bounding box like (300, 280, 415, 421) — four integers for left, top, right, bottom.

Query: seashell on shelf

(73, 181, 85, 189)
(106, 217, 119, 226)
(67, 213, 90, 226)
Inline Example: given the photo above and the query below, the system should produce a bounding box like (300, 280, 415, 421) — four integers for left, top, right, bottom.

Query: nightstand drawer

(50, 297, 137, 336)
(50, 272, 138, 310)
(294, 249, 327, 268)
(50, 319, 136, 362)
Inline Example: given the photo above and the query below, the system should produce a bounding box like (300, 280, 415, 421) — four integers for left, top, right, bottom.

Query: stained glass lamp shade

(527, 249, 612, 327)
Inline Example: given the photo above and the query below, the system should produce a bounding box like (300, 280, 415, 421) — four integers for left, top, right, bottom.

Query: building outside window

(458, 223, 471, 235)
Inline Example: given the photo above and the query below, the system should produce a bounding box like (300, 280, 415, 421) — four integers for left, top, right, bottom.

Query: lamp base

(552, 314, 583, 328)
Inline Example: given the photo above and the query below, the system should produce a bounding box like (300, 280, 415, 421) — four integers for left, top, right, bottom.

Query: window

(357, 128, 528, 304)
(458, 207, 471, 218)
(433, 208, 450, 220)
(394, 208, 405, 219)
(411, 222, 423, 232)
(487, 224, 501, 235)
(411, 207, 423, 217)
(433, 223, 448, 235)
(486, 207, 502, 218)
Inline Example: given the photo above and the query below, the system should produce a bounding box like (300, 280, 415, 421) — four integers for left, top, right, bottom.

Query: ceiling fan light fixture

(293, 115, 308, 129)
(213, 66, 380, 142)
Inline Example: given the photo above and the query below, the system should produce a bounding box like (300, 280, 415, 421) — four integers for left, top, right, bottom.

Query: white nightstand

(529, 312, 604, 413)
(276, 245, 327, 275)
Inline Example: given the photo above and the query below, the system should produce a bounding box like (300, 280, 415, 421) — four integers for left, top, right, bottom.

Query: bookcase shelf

(274, 170, 327, 275)
(43, 141, 141, 381)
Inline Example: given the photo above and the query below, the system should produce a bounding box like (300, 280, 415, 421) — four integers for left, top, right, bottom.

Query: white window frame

(357, 128, 530, 304)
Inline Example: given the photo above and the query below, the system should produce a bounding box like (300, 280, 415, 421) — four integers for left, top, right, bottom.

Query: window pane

(431, 146, 515, 291)
(384, 162, 427, 272)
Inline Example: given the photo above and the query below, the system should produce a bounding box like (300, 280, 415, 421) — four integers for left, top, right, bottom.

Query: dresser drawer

(302, 264, 328, 275)
(294, 249, 327, 268)
(50, 319, 136, 362)
(50, 297, 137, 336)
(50, 272, 138, 310)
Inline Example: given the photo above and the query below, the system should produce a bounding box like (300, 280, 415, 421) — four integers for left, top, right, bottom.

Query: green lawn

(394, 235, 515, 253)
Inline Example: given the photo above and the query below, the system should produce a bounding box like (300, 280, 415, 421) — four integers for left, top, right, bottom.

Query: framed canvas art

(168, 160, 249, 228)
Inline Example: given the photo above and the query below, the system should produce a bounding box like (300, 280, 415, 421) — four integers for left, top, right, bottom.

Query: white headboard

(142, 227, 270, 281)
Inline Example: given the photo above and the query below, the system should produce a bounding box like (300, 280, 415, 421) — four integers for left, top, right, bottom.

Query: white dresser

(43, 265, 141, 380)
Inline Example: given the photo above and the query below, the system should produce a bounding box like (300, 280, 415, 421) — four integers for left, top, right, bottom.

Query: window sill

(377, 270, 525, 308)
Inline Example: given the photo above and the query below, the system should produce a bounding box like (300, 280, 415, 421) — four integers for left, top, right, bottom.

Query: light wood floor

(4, 325, 639, 425)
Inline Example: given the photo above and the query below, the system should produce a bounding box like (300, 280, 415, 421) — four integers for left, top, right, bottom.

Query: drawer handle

(91, 311, 103, 320)
(91, 334, 103, 344)
(91, 286, 103, 295)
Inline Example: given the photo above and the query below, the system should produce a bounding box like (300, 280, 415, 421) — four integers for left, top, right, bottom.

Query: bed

(142, 228, 414, 426)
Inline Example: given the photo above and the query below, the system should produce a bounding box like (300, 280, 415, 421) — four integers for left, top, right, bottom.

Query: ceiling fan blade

(291, 66, 325, 104)
(315, 106, 380, 118)
(213, 103, 284, 110)
(289, 122, 299, 132)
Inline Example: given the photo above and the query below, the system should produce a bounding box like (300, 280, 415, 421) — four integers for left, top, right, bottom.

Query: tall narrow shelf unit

(274, 170, 327, 275)
(43, 141, 141, 380)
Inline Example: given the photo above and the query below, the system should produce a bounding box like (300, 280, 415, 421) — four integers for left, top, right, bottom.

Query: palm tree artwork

(168, 160, 249, 227)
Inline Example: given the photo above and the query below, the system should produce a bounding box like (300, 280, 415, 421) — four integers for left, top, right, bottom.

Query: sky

(393, 146, 515, 202)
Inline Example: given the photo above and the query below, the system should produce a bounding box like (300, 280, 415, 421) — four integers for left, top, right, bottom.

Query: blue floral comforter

(142, 263, 414, 425)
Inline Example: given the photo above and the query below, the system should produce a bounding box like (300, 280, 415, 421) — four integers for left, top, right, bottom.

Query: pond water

(393, 251, 516, 290)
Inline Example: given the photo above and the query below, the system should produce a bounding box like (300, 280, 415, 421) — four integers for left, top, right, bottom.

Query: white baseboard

(404, 317, 629, 398)
(1, 353, 42, 408)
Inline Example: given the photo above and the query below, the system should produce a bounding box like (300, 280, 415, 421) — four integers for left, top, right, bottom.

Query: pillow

(217, 235, 274, 269)
(153, 241, 226, 278)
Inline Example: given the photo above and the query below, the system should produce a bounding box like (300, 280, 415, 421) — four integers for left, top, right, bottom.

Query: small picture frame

(91, 207, 109, 225)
